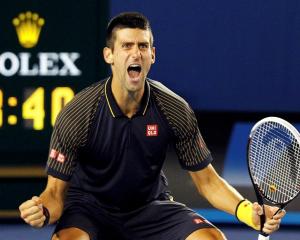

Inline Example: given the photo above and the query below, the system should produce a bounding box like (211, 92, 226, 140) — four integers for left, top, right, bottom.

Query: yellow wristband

(236, 199, 260, 231)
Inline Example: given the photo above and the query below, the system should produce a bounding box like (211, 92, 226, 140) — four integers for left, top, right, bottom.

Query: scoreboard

(0, 52, 78, 130)
(0, 0, 109, 165)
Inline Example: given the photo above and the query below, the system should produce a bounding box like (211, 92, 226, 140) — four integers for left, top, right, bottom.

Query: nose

(131, 45, 141, 59)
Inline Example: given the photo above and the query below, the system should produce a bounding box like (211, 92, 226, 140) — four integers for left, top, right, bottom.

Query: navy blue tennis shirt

(46, 77, 212, 211)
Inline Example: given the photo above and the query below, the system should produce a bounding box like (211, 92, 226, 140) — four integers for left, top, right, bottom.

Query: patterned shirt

(46, 77, 212, 210)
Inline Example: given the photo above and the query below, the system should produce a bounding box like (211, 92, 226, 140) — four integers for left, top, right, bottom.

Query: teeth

(129, 64, 141, 67)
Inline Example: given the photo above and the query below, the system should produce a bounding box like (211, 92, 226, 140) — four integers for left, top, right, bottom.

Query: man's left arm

(189, 164, 286, 234)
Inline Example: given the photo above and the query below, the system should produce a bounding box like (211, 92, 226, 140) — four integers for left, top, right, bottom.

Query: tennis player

(19, 12, 285, 240)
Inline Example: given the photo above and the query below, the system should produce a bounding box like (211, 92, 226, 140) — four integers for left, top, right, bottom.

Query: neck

(111, 78, 145, 118)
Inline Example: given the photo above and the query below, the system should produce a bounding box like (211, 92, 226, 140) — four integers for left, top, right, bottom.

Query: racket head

(247, 117, 300, 205)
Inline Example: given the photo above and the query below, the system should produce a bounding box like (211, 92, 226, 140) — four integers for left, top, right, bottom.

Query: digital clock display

(0, 0, 109, 165)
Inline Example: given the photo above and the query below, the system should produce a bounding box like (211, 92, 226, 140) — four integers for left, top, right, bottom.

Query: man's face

(104, 28, 155, 93)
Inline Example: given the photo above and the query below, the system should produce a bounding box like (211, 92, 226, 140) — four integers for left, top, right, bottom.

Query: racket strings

(249, 121, 300, 204)
(251, 124, 300, 176)
(250, 152, 296, 203)
(251, 146, 297, 203)
(251, 131, 300, 200)
(252, 132, 300, 167)
(252, 144, 299, 201)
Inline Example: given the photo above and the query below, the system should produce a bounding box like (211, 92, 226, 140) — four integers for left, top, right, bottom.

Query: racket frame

(247, 117, 300, 238)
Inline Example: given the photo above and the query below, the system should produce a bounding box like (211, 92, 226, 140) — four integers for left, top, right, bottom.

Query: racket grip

(258, 234, 270, 240)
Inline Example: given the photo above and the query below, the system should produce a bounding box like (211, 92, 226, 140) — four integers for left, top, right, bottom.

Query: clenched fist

(19, 196, 46, 228)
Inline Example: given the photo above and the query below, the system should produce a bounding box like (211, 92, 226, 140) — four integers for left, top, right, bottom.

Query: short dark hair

(106, 12, 153, 49)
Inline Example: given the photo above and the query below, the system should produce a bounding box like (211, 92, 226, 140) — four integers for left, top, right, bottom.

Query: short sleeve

(174, 105, 213, 171)
(148, 79, 213, 171)
(45, 80, 105, 180)
(46, 112, 79, 181)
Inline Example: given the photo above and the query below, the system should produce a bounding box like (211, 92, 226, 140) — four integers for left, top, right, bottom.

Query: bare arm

(189, 163, 243, 215)
(190, 163, 286, 234)
(40, 175, 69, 223)
(19, 175, 69, 227)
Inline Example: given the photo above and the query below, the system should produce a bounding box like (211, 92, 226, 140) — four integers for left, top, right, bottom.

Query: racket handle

(258, 234, 270, 240)
(257, 208, 283, 240)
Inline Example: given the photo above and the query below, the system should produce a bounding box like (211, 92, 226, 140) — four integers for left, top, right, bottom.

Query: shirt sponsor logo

(49, 149, 59, 159)
(57, 153, 66, 163)
(49, 149, 66, 163)
(146, 124, 158, 137)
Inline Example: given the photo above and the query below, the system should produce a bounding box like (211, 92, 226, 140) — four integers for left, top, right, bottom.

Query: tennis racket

(247, 117, 300, 240)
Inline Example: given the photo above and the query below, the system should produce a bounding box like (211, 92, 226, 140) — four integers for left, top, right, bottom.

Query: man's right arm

(19, 175, 69, 228)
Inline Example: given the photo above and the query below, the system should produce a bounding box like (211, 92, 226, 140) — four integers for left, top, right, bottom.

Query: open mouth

(127, 64, 142, 79)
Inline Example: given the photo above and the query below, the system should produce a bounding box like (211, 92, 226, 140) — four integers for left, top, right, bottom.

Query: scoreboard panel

(0, 0, 109, 165)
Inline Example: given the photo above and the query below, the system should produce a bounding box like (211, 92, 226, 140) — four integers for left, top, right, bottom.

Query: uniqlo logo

(49, 149, 59, 159)
(49, 149, 66, 163)
(57, 153, 66, 163)
(146, 124, 158, 136)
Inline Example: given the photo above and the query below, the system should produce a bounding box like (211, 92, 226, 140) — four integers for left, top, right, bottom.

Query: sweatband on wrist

(235, 199, 260, 231)
(42, 206, 50, 227)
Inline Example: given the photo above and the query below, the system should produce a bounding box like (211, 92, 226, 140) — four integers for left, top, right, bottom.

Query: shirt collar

(104, 77, 150, 118)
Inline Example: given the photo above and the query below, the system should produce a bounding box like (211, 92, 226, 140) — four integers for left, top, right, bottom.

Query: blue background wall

(111, 0, 300, 112)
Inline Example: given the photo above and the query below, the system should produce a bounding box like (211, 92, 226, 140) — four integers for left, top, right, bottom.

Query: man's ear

(151, 47, 156, 64)
(103, 47, 113, 64)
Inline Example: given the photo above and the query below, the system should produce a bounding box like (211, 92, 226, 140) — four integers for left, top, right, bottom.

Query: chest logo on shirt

(146, 124, 158, 137)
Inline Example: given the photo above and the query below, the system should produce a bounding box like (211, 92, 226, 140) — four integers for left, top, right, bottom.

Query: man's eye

(122, 43, 131, 48)
(140, 44, 149, 49)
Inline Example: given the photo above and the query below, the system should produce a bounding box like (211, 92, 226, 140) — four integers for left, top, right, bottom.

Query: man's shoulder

(147, 78, 189, 108)
(55, 78, 107, 125)
(66, 78, 106, 107)
(76, 78, 106, 99)
(147, 78, 197, 132)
